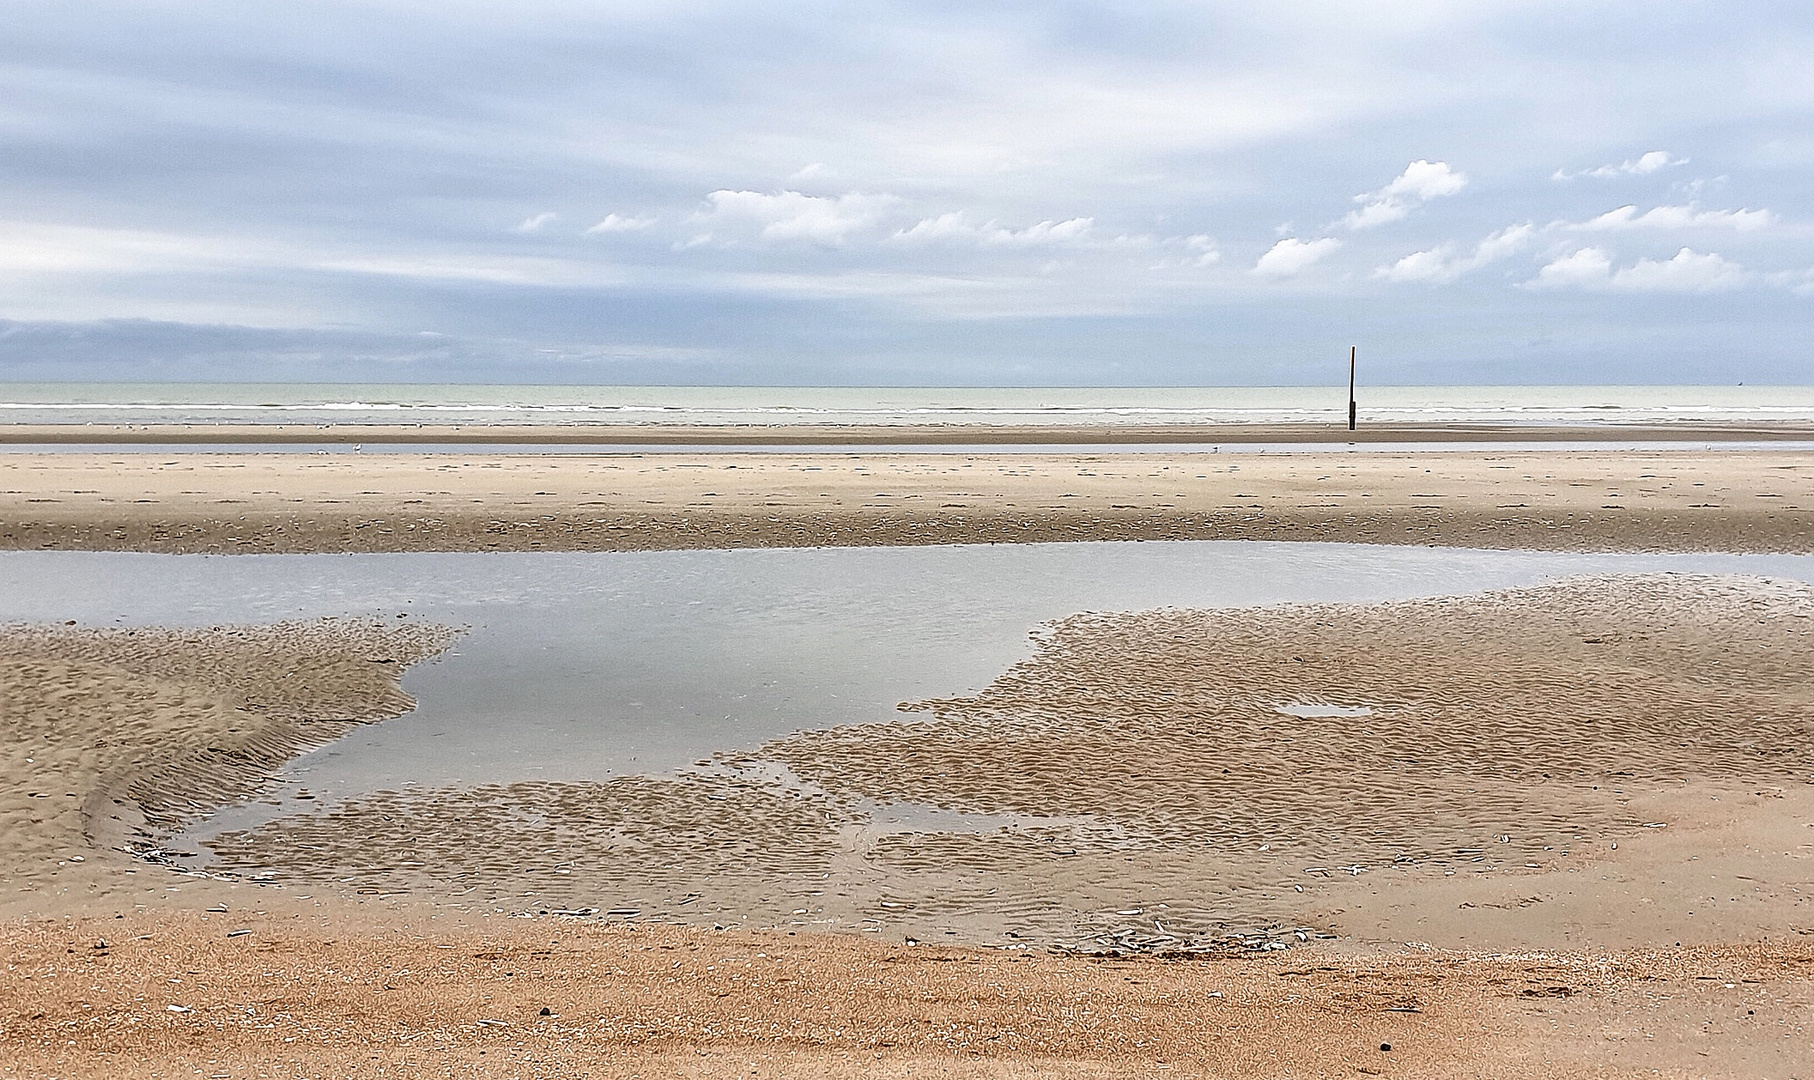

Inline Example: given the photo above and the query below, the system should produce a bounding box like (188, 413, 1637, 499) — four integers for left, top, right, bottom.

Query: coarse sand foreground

(3, 575, 1814, 1075)
(3, 447, 1813, 554)
(3, 911, 1811, 1079)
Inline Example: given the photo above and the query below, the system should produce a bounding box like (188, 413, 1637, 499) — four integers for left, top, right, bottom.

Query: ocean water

(3, 383, 1812, 428)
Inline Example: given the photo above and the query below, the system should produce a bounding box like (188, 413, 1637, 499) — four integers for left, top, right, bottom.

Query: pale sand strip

(4, 447, 1813, 554)
(0, 619, 458, 916)
(204, 575, 1814, 956)
(6, 420, 1814, 444)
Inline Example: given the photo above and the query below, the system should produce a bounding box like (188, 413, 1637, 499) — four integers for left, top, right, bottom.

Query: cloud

(1610, 247, 1746, 292)
(688, 189, 895, 247)
(1252, 236, 1340, 277)
(890, 212, 1095, 247)
(1182, 234, 1221, 268)
(514, 212, 559, 233)
(1765, 269, 1814, 297)
(1144, 234, 1222, 271)
(1555, 151, 1690, 181)
(1528, 247, 1614, 288)
(1569, 204, 1776, 231)
(1527, 247, 1745, 292)
(1374, 223, 1534, 284)
(585, 213, 656, 234)
(1344, 160, 1467, 229)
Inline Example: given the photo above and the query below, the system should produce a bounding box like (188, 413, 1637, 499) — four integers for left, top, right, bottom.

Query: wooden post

(1348, 345, 1357, 432)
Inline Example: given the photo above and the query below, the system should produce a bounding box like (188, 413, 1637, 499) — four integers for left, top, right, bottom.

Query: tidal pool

(4, 541, 1811, 841)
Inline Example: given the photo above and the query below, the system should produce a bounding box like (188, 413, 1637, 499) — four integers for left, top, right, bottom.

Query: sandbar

(4, 446, 1812, 554)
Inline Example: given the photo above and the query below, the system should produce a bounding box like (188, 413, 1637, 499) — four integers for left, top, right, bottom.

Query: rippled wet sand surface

(204, 573, 1814, 953)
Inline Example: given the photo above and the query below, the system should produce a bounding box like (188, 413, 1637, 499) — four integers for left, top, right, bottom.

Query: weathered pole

(1348, 345, 1357, 431)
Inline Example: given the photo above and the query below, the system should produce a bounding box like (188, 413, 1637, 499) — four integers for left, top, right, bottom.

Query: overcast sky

(2, 1, 1811, 384)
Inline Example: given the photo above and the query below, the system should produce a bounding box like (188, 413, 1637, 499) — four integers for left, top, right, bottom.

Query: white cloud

(1570, 204, 1776, 231)
(1344, 160, 1467, 229)
(1610, 247, 1745, 292)
(1374, 246, 1457, 283)
(1555, 151, 1690, 180)
(688, 189, 895, 246)
(1766, 269, 1814, 297)
(0, 221, 212, 275)
(1253, 236, 1340, 277)
(514, 212, 559, 233)
(1182, 234, 1221, 268)
(1527, 247, 1745, 292)
(890, 211, 1095, 247)
(585, 213, 656, 234)
(1528, 247, 1614, 288)
(0, 219, 626, 297)
(1144, 234, 1222, 271)
(1474, 223, 1534, 262)
(1374, 223, 1533, 284)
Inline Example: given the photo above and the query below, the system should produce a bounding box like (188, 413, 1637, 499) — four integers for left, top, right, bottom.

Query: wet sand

(4, 446, 1813, 554)
(199, 575, 1814, 955)
(3, 576, 1813, 1076)
(0, 619, 458, 917)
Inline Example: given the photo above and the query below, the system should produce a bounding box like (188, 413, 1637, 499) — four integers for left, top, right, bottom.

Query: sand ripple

(201, 574, 1814, 946)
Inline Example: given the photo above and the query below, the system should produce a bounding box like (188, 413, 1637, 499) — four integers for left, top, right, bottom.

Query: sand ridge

(4, 447, 1813, 554)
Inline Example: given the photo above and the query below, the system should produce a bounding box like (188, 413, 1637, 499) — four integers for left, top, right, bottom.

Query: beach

(4, 443, 1813, 555)
(3, 429, 1813, 1077)
(13, 0, 1814, 1065)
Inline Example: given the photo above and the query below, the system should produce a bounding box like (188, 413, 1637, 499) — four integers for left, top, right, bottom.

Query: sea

(3, 384, 1814, 428)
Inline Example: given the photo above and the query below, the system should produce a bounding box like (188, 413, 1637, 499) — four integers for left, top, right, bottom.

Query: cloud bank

(0, 2, 1810, 383)
(1530, 247, 1748, 293)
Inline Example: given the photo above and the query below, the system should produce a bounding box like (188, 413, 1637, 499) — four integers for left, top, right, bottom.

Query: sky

(1, 1, 1811, 385)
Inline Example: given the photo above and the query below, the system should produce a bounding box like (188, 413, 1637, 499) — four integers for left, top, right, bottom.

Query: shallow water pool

(5, 541, 1811, 836)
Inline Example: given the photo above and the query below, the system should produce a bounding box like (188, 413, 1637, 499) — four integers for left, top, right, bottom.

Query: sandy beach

(3, 444, 1812, 555)
(14, 0, 1814, 1070)
(6, 912, 1809, 1078)
(4, 438, 1814, 1077)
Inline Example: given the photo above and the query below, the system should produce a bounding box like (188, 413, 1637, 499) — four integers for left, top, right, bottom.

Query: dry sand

(3, 447, 1813, 554)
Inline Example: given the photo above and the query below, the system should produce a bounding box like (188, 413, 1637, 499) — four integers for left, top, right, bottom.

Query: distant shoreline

(7, 420, 1814, 445)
